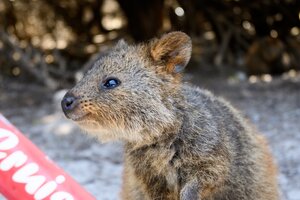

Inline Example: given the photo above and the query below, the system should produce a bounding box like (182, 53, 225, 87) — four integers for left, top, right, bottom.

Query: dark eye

(101, 78, 121, 89)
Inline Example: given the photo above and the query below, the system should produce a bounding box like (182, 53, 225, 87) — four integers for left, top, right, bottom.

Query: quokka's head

(61, 32, 192, 143)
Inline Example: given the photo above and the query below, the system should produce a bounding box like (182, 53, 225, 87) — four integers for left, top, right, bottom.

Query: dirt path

(0, 73, 299, 200)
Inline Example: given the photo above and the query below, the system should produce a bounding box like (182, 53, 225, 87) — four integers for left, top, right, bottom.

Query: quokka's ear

(114, 39, 128, 50)
(150, 32, 192, 73)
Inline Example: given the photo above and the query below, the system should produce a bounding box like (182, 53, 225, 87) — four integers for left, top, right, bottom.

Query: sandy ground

(0, 72, 299, 200)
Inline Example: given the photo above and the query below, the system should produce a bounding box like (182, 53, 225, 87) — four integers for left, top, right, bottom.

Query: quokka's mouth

(70, 113, 91, 122)
(64, 111, 91, 122)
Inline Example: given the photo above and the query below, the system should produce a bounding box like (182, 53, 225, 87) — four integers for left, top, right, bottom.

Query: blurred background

(0, 0, 300, 200)
(0, 0, 300, 88)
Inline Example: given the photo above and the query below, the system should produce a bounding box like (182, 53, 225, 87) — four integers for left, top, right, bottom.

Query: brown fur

(62, 32, 279, 200)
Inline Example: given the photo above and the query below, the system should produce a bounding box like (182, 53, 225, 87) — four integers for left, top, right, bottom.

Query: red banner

(0, 114, 96, 200)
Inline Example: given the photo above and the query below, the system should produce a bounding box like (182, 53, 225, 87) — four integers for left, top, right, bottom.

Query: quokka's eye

(101, 77, 121, 89)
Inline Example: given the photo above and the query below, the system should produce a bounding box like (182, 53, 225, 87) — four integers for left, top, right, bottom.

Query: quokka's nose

(61, 93, 78, 115)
